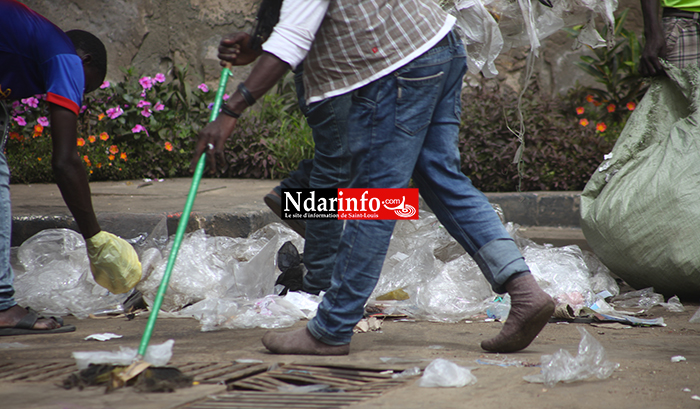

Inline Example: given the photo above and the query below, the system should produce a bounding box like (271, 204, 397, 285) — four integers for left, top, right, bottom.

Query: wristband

(237, 82, 256, 106)
(220, 105, 240, 119)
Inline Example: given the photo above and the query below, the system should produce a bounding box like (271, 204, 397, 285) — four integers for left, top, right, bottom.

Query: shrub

(5, 67, 311, 183)
(459, 85, 615, 192)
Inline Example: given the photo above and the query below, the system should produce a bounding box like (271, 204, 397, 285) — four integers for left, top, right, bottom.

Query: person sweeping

(0, 0, 141, 336)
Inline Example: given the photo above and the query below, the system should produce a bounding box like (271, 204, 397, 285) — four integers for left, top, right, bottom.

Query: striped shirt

(303, 0, 454, 103)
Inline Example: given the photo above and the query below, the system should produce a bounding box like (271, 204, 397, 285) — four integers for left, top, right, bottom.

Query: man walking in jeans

(194, 0, 554, 354)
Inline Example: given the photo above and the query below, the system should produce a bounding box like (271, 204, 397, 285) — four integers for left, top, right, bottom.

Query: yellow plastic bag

(86, 231, 142, 294)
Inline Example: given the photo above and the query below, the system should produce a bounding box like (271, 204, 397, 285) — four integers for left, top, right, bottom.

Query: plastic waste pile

(11, 205, 657, 331)
(367, 210, 621, 323)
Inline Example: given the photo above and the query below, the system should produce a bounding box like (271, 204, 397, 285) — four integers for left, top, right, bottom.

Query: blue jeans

(276, 67, 352, 295)
(307, 31, 530, 345)
(0, 152, 15, 311)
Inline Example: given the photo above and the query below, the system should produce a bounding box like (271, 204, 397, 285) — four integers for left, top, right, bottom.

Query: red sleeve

(46, 92, 80, 115)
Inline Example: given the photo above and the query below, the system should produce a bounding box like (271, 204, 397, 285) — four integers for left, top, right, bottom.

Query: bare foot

(481, 274, 554, 353)
(0, 305, 62, 330)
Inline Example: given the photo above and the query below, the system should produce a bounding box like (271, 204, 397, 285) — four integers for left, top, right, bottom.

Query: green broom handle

(136, 66, 232, 358)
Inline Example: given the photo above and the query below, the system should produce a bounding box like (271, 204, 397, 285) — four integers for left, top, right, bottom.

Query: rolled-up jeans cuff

(473, 238, 530, 294)
(306, 317, 352, 346)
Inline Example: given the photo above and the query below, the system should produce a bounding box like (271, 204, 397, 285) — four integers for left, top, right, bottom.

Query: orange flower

(37, 157, 42, 161)
(97, 163, 102, 169)
(33, 124, 43, 134)
(626, 101, 636, 111)
(83, 155, 91, 166)
(88, 135, 96, 143)
(108, 154, 115, 161)
(576, 107, 584, 115)
(592, 100, 602, 107)
(100, 132, 109, 141)
(120, 152, 127, 160)
(596, 122, 607, 132)
(77, 138, 86, 147)
(9, 132, 19, 140)
(109, 145, 119, 154)
(579, 118, 589, 127)
(585, 94, 595, 103)
(164, 141, 173, 151)
(607, 104, 616, 113)
(98, 113, 106, 121)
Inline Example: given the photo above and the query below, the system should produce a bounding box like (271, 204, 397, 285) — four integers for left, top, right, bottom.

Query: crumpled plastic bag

(581, 64, 700, 298)
(85, 230, 142, 294)
(72, 339, 174, 370)
(179, 292, 322, 331)
(418, 358, 477, 388)
(137, 220, 303, 312)
(453, 0, 503, 78)
(524, 327, 619, 387)
(690, 307, 700, 323)
(12, 229, 130, 318)
(610, 287, 665, 311)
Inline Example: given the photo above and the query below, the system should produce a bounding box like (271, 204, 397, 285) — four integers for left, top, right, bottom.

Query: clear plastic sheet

(72, 339, 174, 370)
(445, 0, 618, 78)
(179, 292, 322, 331)
(137, 220, 304, 312)
(14, 210, 622, 330)
(690, 307, 700, 323)
(12, 229, 130, 318)
(610, 287, 665, 311)
(524, 327, 619, 387)
(506, 223, 620, 313)
(418, 358, 477, 388)
(413, 255, 495, 322)
(660, 295, 684, 313)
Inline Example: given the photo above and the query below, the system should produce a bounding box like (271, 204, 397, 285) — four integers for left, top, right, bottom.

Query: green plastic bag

(580, 64, 700, 298)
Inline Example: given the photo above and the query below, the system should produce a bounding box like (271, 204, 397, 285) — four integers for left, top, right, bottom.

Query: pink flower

(13, 116, 26, 126)
(140, 108, 152, 118)
(37, 117, 49, 127)
(139, 76, 154, 90)
(106, 106, 124, 119)
(131, 124, 146, 133)
(154, 102, 165, 111)
(198, 83, 209, 93)
(223, 93, 230, 101)
(136, 100, 152, 108)
(154, 73, 166, 83)
(21, 97, 39, 108)
(100, 81, 111, 89)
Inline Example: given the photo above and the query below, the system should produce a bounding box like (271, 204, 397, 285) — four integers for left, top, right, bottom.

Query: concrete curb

(9, 178, 584, 247)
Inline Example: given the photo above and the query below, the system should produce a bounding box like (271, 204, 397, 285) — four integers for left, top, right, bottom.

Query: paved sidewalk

(10, 177, 588, 249)
(4, 178, 699, 409)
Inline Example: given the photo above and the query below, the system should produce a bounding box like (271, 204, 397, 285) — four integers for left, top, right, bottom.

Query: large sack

(580, 64, 700, 299)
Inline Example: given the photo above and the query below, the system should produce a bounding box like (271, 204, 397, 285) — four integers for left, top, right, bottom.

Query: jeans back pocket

(395, 71, 444, 135)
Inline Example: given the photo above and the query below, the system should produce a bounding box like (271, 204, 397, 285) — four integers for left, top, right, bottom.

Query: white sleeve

(262, 0, 329, 70)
